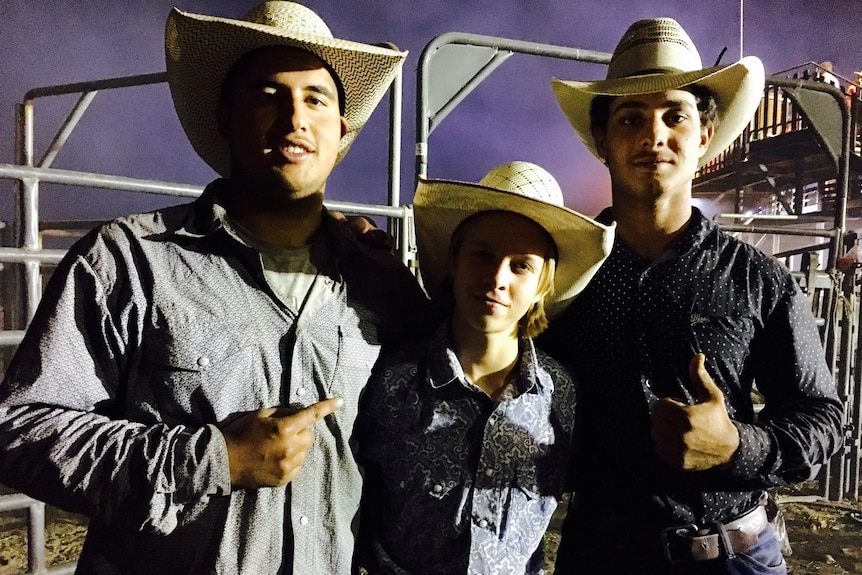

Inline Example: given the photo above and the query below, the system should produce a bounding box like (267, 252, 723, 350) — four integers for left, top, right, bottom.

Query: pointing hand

(222, 397, 344, 489)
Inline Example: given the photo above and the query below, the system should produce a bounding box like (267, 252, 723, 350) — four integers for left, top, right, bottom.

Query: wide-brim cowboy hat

(414, 161, 615, 318)
(551, 18, 765, 167)
(165, 1, 407, 176)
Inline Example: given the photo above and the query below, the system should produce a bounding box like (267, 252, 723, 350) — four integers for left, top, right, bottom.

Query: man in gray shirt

(0, 2, 434, 573)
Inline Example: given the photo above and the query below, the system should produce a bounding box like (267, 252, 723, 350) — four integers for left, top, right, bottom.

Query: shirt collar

(177, 178, 362, 277)
(598, 205, 714, 261)
(425, 323, 544, 396)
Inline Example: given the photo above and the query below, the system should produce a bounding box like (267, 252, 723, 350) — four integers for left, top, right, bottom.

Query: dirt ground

(0, 483, 859, 574)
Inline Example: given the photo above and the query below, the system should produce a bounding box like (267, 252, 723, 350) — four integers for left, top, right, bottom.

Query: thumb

(688, 354, 723, 404)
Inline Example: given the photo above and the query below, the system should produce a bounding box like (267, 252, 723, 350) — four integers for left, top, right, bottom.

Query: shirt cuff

(721, 421, 770, 480)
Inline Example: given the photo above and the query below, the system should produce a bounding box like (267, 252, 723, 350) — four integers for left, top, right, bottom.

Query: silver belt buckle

(724, 505, 768, 534)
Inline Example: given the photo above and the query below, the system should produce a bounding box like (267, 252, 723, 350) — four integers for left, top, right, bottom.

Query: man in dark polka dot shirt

(542, 18, 844, 574)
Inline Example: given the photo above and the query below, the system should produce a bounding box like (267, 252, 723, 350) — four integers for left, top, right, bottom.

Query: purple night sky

(1, 1, 860, 225)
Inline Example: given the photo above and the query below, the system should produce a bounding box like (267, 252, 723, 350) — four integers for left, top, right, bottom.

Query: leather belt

(660, 505, 769, 563)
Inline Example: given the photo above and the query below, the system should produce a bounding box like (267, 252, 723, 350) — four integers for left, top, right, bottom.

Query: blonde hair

(519, 257, 555, 339)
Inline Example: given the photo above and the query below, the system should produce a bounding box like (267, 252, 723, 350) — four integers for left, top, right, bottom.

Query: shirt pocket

(327, 323, 382, 416)
(136, 321, 266, 424)
(689, 303, 757, 359)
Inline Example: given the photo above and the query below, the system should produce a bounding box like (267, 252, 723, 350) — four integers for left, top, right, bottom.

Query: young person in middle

(355, 161, 614, 574)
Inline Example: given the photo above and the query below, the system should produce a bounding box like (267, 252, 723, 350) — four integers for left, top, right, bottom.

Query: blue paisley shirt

(356, 325, 576, 575)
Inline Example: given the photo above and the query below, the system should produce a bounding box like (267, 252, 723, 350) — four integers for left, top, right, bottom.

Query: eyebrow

(611, 98, 696, 113)
(306, 84, 338, 100)
(245, 81, 337, 99)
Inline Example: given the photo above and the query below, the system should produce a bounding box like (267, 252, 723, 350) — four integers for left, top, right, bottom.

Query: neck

(611, 191, 693, 263)
(450, 316, 520, 399)
(225, 185, 325, 248)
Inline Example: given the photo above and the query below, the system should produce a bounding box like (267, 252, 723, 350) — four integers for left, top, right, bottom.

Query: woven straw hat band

(607, 18, 703, 79)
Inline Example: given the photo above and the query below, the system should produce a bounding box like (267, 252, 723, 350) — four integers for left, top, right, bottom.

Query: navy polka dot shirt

(539, 207, 844, 527)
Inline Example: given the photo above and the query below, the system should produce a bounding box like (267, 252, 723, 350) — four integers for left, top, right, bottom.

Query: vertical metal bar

(851, 270, 862, 500)
(17, 100, 43, 324)
(27, 501, 47, 574)
(385, 49, 403, 249)
(385, 52, 402, 211)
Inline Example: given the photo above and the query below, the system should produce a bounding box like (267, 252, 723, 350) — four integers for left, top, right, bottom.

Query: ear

(593, 128, 608, 161)
(447, 247, 459, 276)
(216, 102, 231, 141)
(340, 116, 349, 139)
(698, 121, 715, 156)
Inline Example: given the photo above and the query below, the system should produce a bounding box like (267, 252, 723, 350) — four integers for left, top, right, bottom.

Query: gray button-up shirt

(0, 180, 435, 574)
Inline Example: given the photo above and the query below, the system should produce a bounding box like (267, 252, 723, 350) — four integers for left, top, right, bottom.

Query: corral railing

(693, 73, 862, 502)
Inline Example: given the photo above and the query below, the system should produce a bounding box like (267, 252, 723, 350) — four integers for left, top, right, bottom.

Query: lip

(633, 155, 673, 169)
(476, 293, 508, 310)
(270, 138, 315, 163)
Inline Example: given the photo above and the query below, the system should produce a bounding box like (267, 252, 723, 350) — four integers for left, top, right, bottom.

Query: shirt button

(299, 516, 309, 526)
(478, 519, 488, 528)
(197, 356, 210, 367)
(433, 484, 443, 493)
(484, 469, 494, 477)
(296, 387, 306, 397)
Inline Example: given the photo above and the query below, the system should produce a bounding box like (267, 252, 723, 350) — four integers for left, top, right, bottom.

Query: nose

(483, 259, 512, 291)
(277, 93, 308, 132)
(641, 115, 667, 149)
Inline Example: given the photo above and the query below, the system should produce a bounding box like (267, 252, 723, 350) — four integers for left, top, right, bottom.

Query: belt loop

(660, 524, 697, 564)
(707, 521, 737, 560)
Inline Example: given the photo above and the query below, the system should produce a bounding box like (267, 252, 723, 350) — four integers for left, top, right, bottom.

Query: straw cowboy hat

(551, 18, 765, 167)
(413, 161, 615, 318)
(165, 1, 407, 176)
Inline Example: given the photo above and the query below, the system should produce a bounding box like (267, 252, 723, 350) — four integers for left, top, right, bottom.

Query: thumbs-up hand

(650, 354, 740, 471)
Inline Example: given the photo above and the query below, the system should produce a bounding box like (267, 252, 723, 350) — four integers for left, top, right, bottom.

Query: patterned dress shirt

(0, 180, 435, 574)
(356, 325, 576, 575)
(539, 207, 844, 531)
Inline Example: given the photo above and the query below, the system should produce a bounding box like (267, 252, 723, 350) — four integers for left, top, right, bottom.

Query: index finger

(279, 397, 344, 431)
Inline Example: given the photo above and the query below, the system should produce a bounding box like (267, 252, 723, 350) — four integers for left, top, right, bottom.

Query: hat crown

(242, 1, 333, 39)
(607, 18, 703, 79)
(478, 161, 564, 206)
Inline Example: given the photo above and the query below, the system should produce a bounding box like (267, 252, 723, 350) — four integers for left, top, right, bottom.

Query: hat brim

(165, 8, 407, 176)
(413, 178, 615, 319)
(551, 56, 765, 167)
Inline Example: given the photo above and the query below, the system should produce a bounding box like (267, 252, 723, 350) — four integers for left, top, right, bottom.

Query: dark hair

(589, 85, 719, 132)
(218, 46, 346, 114)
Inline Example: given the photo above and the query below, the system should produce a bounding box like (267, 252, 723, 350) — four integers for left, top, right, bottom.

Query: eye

(469, 248, 493, 263)
(511, 258, 539, 275)
(306, 94, 325, 107)
(245, 85, 279, 107)
(615, 113, 641, 128)
(666, 110, 690, 125)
